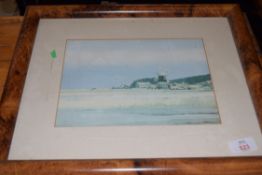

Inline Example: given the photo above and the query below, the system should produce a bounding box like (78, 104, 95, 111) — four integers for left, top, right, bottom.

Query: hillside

(127, 74, 213, 90)
(170, 74, 211, 84)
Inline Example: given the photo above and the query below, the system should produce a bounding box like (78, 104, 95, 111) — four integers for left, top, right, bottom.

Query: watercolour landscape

(56, 39, 220, 127)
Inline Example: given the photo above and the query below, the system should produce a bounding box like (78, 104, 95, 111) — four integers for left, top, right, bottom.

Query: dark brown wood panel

(0, 17, 23, 101)
(0, 4, 261, 174)
(0, 62, 10, 87)
(0, 158, 262, 175)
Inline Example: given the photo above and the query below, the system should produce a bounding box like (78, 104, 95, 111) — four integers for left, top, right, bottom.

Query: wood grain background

(0, 4, 261, 174)
(0, 17, 23, 99)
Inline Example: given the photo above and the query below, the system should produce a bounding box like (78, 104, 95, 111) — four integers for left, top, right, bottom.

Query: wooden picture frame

(0, 4, 262, 174)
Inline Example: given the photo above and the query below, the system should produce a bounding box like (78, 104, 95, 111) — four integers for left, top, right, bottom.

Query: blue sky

(61, 39, 210, 89)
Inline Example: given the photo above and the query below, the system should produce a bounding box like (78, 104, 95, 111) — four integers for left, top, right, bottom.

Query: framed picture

(0, 4, 262, 174)
(56, 38, 220, 127)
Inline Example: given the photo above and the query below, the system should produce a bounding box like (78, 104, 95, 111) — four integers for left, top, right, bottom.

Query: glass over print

(56, 39, 220, 127)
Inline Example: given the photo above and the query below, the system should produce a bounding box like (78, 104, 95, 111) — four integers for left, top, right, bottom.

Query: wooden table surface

(0, 16, 23, 100)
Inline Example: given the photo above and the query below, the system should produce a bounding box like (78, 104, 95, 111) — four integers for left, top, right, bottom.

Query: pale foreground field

(56, 89, 220, 127)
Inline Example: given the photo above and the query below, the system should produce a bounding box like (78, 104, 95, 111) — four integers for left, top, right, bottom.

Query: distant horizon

(61, 39, 210, 89)
(61, 73, 211, 90)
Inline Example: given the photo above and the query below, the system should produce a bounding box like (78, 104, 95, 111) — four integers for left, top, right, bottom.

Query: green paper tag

(50, 49, 57, 60)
